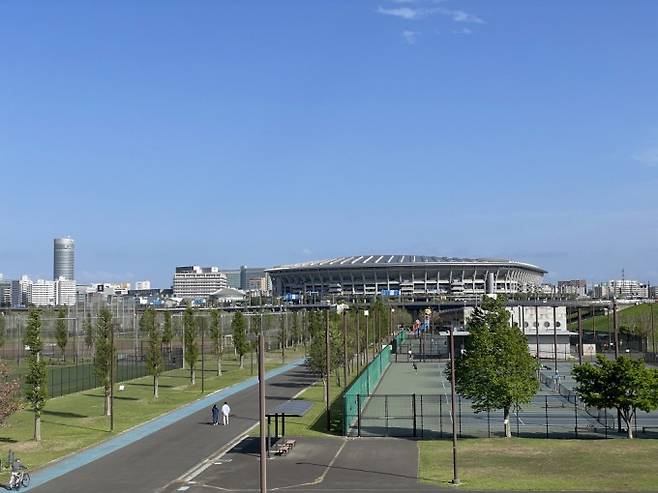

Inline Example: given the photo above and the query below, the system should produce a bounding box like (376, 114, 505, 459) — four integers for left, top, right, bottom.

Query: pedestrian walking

(211, 404, 219, 426)
(408, 349, 413, 362)
(221, 401, 231, 426)
(412, 362, 418, 374)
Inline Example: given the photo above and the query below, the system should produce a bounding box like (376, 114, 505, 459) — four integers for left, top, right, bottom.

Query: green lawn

(419, 438, 658, 491)
(569, 303, 656, 337)
(0, 348, 304, 481)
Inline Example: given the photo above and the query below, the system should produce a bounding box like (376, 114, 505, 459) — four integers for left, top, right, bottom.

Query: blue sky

(1, 1, 657, 287)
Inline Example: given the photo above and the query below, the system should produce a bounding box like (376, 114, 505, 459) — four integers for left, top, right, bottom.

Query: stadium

(267, 255, 547, 298)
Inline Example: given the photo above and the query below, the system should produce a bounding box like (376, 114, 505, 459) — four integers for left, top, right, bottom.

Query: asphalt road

(29, 365, 316, 493)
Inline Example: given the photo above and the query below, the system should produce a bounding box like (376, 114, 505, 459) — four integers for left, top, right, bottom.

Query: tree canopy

(573, 355, 658, 439)
(232, 311, 248, 369)
(24, 309, 48, 441)
(451, 296, 539, 437)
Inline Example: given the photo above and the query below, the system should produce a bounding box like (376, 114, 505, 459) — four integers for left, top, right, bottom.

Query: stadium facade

(267, 255, 547, 298)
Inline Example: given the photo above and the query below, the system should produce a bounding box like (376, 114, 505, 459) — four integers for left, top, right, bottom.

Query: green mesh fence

(342, 331, 406, 435)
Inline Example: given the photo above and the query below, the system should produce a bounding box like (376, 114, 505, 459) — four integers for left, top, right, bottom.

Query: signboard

(379, 289, 401, 296)
(583, 344, 596, 356)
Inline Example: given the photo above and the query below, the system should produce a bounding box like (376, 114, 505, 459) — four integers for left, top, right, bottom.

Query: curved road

(30, 365, 316, 493)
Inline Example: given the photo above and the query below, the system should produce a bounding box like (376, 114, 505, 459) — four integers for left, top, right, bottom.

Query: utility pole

(449, 324, 459, 485)
(535, 304, 540, 375)
(325, 310, 331, 432)
(552, 306, 558, 371)
(651, 303, 655, 355)
(258, 332, 267, 493)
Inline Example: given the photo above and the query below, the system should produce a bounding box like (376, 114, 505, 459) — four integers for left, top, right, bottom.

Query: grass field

(569, 303, 656, 337)
(419, 438, 658, 491)
(0, 348, 304, 482)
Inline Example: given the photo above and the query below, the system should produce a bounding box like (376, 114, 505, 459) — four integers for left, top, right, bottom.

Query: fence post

(385, 395, 389, 436)
(357, 394, 361, 437)
(604, 408, 608, 438)
(439, 395, 442, 438)
(60, 367, 63, 397)
(574, 397, 579, 438)
(412, 394, 417, 438)
(487, 409, 491, 438)
(545, 395, 549, 438)
(516, 405, 520, 437)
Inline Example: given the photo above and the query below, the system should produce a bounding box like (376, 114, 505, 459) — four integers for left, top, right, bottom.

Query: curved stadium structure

(267, 255, 547, 298)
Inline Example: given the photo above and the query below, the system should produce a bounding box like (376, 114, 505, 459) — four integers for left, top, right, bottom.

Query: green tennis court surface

(353, 360, 658, 439)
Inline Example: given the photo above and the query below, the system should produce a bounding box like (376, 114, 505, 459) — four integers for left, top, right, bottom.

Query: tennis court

(347, 359, 658, 439)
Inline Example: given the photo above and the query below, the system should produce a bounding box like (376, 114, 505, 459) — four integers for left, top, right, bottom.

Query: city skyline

(2, 1, 658, 287)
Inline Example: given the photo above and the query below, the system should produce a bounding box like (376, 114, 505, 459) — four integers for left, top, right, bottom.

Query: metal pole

(258, 332, 267, 493)
(553, 306, 558, 370)
(356, 308, 361, 373)
(201, 316, 205, 393)
(613, 299, 619, 358)
(535, 305, 540, 373)
(449, 325, 460, 484)
(577, 308, 583, 364)
(651, 303, 656, 355)
(343, 311, 348, 388)
(110, 320, 115, 432)
(366, 314, 370, 363)
(325, 310, 331, 432)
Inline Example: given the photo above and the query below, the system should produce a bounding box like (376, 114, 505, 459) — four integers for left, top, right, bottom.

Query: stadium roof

(268, 255, 547, 274)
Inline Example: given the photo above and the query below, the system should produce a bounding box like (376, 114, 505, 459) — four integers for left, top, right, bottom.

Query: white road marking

(177, 487, 189, 491)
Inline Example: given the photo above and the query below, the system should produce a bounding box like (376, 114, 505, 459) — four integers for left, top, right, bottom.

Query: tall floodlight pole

(365, 310, 370, 363)
(449, 324, 460, 485)
(258, 332, 267, 493)
(325, 310, 331, 432)
(651, 303, 656, 355)
(535, 305, 540, 375)
(552, 306, 558, 371)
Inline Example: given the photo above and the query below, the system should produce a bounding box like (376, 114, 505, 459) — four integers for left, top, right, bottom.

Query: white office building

(593, 280, 649, 299)
(135, 280, 151, 291)
(32, 279, 56, 306)
(173, 266, 228, 299)
(56, 277, 77, 306)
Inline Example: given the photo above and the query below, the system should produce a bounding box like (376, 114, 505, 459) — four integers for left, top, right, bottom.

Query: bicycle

(9, 469, 30, 490)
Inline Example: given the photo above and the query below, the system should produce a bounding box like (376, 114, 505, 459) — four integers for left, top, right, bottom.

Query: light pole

(364, 309, 370, 363)
(258, 331, 267, 493)
(449, 324, 459, 485)
(325, 310, 331, 432)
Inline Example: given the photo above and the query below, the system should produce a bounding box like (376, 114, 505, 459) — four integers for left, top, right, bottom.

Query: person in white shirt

(221, 401, 231, 426)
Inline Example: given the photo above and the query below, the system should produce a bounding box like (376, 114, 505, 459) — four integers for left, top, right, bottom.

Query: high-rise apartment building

(0, 274, 11, 306)
(592, 280, 649, 299)
(172, 266, 228, 298)
(54, 237, 75, 280)
(11, 275, 32, 307)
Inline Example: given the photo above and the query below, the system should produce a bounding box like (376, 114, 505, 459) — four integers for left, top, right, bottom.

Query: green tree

(209, 309, 223, 376)
(94, 307, 114, 416)
(573, 355, 658, 439)
(162, 311, 173, 353)
(24, 309, 48, 441)
(279, 312, 286, 363)
(307, 311, 343, 393)
(232, 311, 248, 369)
(450, 296, 539, 437)
(140, 307, 163, 398)
(183, 305, 199, 385)
(83, 311, 94, 355)
(0, 361, 21, 426)
(55, 306, 68, 361)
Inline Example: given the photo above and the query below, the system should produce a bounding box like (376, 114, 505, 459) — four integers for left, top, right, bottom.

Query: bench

(273, 439, 297, 456)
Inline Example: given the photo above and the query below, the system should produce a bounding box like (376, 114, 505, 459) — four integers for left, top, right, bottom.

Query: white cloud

(377, 6, 422, 19)
(633, 149, 658, 167)
(402, 30, 420, 44)
(377, 4, 484, 24)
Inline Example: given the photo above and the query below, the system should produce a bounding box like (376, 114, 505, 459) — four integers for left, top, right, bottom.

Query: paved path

(28, 363, 316, 493)
(162, 436, 443, 493)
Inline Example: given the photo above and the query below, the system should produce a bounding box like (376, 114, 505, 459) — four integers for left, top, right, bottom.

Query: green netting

(342, 330, 406, 435)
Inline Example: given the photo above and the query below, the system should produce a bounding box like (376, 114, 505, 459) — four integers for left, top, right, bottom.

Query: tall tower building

(54, 237, 75, 280)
